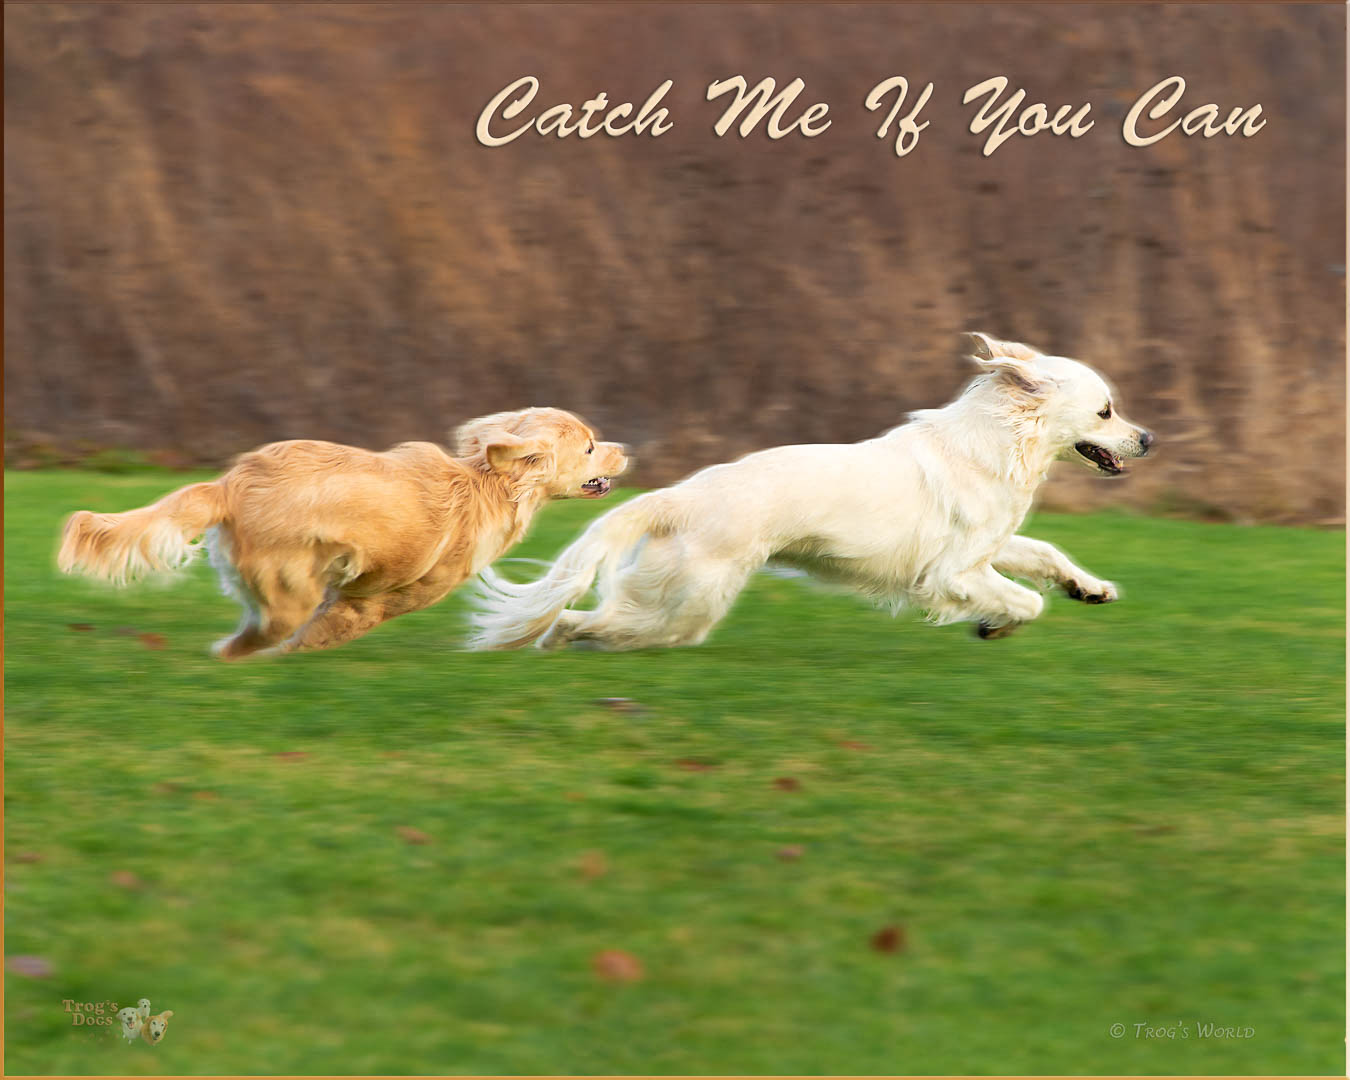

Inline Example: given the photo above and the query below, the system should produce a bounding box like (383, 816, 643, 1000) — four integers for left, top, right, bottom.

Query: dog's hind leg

(541, 540, 753, 651)
(212, 561, 327, 660)
(993, 536, 1117, 604)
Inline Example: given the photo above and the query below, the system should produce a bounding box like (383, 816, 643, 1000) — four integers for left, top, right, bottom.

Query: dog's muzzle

(1075, 441, 1125, 475)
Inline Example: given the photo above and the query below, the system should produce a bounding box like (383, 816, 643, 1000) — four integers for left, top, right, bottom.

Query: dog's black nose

(1139, 429, 1155, 454)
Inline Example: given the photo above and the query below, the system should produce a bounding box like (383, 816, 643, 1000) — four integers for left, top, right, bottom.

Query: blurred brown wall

(5, 3, 1345, 522)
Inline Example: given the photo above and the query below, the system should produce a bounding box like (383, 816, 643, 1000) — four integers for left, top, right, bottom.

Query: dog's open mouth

(1075, 441, 1125, 475)
(580, 477, 612, 498)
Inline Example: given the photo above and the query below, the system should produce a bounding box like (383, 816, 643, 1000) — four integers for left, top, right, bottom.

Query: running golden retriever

(469, 335, 1154, 651)
(58, 408, 627, 658)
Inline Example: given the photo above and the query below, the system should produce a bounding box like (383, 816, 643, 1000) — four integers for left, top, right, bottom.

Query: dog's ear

(964, 331, 1046, 395)
(455, 412, 518, 459)
(964, 332, 1041, 363)
(484, 432, 557, 485)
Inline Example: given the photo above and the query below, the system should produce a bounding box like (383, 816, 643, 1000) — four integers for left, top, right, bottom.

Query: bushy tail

(57, 482, 227, 586)
(467, 496, 662, 649)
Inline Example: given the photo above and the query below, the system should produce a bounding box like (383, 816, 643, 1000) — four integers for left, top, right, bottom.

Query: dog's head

(455, 407, 628, 498)
(143, 1011, 172, 1044)
(966, 332, 1154, 475)
(116, 1007, 140, 1030)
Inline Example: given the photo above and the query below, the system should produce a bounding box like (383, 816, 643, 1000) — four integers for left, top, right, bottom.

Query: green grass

(4, 470, 1344, 1075)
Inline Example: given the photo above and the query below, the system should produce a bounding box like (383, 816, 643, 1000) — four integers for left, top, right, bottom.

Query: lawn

(3, 469, 1344, 1075)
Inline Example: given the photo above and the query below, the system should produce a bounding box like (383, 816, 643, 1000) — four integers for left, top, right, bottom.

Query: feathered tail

(57, 482, 227, 585)
(468, 495, 662, 649)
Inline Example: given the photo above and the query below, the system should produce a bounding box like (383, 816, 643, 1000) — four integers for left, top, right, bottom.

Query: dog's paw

(1064, 579, 1118, 605)
(976, 620, 1021, 640)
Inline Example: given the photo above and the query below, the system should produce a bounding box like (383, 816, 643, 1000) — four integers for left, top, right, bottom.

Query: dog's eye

(586, 444, 594, 454)
(1097, 405, 1111, 419)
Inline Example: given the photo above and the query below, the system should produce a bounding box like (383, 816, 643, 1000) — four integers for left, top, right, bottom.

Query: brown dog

(57, 408, 627, 658)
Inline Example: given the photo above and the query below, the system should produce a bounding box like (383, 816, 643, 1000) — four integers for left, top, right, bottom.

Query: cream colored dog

(470, 334, 1153, 650)
(116, 1007, 143, 1043)
(58, 408, 627, 658)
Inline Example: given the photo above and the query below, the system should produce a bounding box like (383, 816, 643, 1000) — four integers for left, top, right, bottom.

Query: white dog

(468, 334, 1154, 651)
(116, 1007, 143, 1043)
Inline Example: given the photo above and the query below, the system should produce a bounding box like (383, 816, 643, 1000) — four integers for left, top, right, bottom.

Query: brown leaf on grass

(776, 845, 805, 860)
(773, 776, 801, 791)
(11, 852, 44, 864)
(151, 781, 182, 795)
(67, 623, 94, 632)
(593, 697, 645, 714)
(109, 870, 145, 890)
(139, 632, 167, 650)
(577, 850, 608, 880)
(396, 826, 432, 845)
(6, 955, 54, 978)
(838, 740, 873, 751)
(592, 949, 644, 982)
(871, 925, 907, 953)
(192, 790, 219, 801)
(675, 758, 717, 772)
(274, 751, 309, 760)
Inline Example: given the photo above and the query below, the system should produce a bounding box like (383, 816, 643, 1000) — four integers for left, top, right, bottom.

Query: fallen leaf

(109, 870, 144, 890)
(773, 777, 801, 791)
(139, 632, 167, 650)
(151, 782, 182, 795)
(675, 758, 717, 772)
(593, 697, 645, 714)
(67, 623, 94, 632)
(871, 925, 906, 953)
(6, 955, 53, 978)
(274, 751, 309, 760)
(10, 852, 44, 864)
(577, 850, 608, 880)
(192, 790, 219, 801)
(592, 949, 644, 982)
(776, 845, 805, 860)
(838, 740, 873, 751)
(396, 826, 432, 845)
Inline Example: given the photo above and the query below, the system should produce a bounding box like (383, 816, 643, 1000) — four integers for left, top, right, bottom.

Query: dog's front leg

(993, 535, 1117, 604)
(949, 564, 1045, 640)
(288, 569, 463, 651)
(288, 594, 388, 651)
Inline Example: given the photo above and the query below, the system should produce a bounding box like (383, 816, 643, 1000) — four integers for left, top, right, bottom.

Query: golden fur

(57, 407, 627, 659)
(141, 1011, 173, 1045)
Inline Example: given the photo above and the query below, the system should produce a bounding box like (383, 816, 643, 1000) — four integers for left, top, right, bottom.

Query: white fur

(468, 334, 1152, 651)
(117, 1007, 143, 1042)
